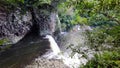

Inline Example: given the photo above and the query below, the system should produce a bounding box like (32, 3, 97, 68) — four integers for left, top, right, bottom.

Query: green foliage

(5, 0, 51, 4)
(26, 0, 51, 7)
(58, 0, 120, 27)
(7, 0, 24, 3)
(86, 25, 120, 49)
(4, 0, 24, 6)
(2, 0, 52, 7)
(107, 26, 120, 46)
(81, 51, 120, 68)
(86, 27, 107, 49)
(0, 39, 7, 45)
(71, 14, 88, 25)
(0, 0, 53, 14)
(58, 0, 120, 52)
(59, 14, 74, 31)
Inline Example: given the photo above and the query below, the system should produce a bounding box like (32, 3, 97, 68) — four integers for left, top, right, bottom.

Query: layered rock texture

(0, 3, 57, 45)
(0, 4, 32, 44)
(33, 4, 57, 36)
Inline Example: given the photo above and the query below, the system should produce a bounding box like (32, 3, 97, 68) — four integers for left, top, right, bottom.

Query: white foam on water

(45, 35, 61, 55)
(43, 35, 86, 68)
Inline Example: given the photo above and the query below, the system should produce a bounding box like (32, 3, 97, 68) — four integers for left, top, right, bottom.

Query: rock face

(33, 4, 57, 36)
(0, 3, 58, 45)
(0, 5, 33, 44)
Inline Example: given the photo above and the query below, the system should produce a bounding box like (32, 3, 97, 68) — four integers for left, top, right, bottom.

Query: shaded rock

(0, 5, 32, 45)
(33, 4, 57, 36)
(0, 3, 59, 45)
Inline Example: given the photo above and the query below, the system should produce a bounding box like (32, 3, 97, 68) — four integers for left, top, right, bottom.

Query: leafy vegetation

(58, 0, 120, 29)
(0, 39, 9, 51)
(0, 39, 7, 45)
(81, 51, 120, 68)
(3, 0, 51, 6)
(57, 0, 120, 68)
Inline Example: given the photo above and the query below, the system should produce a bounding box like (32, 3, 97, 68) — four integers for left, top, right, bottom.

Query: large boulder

(0, 5, 32, 45)
(0, 2, 60, 45)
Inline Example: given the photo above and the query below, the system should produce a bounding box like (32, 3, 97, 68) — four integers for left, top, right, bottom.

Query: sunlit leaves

(71, 15, 88, 25)
(60, 0, 120, 25)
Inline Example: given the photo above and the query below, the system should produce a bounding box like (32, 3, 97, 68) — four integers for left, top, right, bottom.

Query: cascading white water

(25, 25, 95, 68)
(44, 35, 84, 68)
(45, 35, 61, 55)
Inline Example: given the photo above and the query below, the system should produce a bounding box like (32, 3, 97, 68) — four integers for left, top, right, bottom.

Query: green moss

(0, 39, 8, 45)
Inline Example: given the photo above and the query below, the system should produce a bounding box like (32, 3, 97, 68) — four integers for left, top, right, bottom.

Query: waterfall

(45, 35, 61, 55)
(43, 35, 83, 68)
(24, 25, 95, 68)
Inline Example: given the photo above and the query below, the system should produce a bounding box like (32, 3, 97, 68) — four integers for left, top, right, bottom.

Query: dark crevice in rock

(29, 7, 40, 36)
(0, 3, 59, 48)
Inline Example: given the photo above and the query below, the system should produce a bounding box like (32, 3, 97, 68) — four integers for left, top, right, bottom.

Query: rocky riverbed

(25, 58, 69, 68)
(24, 25, 95, 68)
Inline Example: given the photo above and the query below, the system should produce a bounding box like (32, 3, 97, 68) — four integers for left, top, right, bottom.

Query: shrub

(82, 51, 120, 68)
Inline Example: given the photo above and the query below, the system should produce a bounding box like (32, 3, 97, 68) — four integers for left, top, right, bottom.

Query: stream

(0, 25, 95, 68)
(0, 31, 50, 68)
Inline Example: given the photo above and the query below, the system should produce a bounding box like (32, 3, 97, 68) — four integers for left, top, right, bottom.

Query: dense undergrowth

(81, 50, 120, 68)
(59, 0, 120, 67)
(82, 25, 120, 68)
